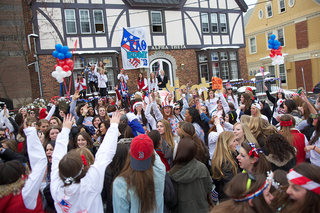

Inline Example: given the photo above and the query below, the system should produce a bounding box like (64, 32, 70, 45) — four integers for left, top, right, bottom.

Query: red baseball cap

(130, 134, 154, 171)
(246, 87, 252, 92)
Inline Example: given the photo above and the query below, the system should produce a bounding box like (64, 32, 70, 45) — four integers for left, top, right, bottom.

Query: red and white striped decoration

(287, 169, 320, 194)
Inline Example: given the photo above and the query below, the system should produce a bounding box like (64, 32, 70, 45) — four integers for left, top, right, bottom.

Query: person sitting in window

(84, 64, 98, 96)
(157, 70, 168, 89)
(75, 74, 87, 99)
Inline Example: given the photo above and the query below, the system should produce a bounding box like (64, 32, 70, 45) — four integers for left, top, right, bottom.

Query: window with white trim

(288, 0, 295, 7)
(151, 11, 163, 33)
(199, 64, 209, 82)
(86, 58, 98, 67)
(279, 0, 286, 13)
(230, 61, 238, 80)
(266, 4, 273, 18)
(220, 14, 227, 33)
(201, 13, 209, 33)
(277, 28, 285, 46)
(79, 10, 91, 34)
(221, 62, 229, 80)
(279, 64, 287, 83)
(220, 52, 228, 60)
(249, 37, 257, 54)
(211, 13, 218, 33)
(74, 58, 84, 69)
(65, 9, 77, 34)
(258, 9, 263, 19)
(212, 62, 220, 78)
(93, 10, 104, 33)
(199, 53, 208, 63)
(268, 65, 276, 78)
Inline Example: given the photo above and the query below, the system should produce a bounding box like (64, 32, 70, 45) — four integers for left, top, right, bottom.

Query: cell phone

(297, 87, 303, 94)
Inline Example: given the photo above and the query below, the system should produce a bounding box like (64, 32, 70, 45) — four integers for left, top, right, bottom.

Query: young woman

(75, 74, 87, 99)
(306, 116, 320, 167)
(117, 68, 128, 83)
(94, 67, 108, 97)
(238, 93, 252, 116)
(264, 133, 297, 172)
(49, 116, 62, 128)
(148, 72, 158, 92)
(282, 163, 320, 213)
(0, 123, 47, 212)
(168, 138, 212, 213)
(157, 119, 176, 166)
(133, 102, 148, 128)
(237, 142, 271, 176)
(279, 114, 307, 165)
(248, 117, 277, 149)
(281, 100, 302, 125)
(226, 87, 239, 110)
(259, 100, 273, 122)
(184, 107, 205, 142)
(137, 73, 148, 92)
(157, 69, 168, 89)
(205, 90, 218, 114)
(250, 103, 268, 121)
(118, 76, 128, 99)
(75, 131, 96, 156)
(84, 64, 98, 95)
(97, 105, 109, 121)
(211, 131, 240, 200)
(233, 122, 259, 149)
(113, 134, 166, 213)
(50, 113, 120, 213)
(44, 125, 61, 147)
(173, 103, 184, 122)
(211, 172, 274, 213)
(263, 86, 286, 125)
(38, 119, 49, 134)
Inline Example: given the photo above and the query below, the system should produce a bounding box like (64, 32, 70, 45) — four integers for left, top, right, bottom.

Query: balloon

(66, 59, 73, 66)
(65, 52, 72, 58)
(63, 65, 69, 71)
(269, 53, 275, 58)
(55, 44, 62, 52)
(271, 34, 276, 40)
(58, 60, 65, 66)
(268, 45, 273, 49)
(54, 64, 58, 69)
(66, 71, 72, 77)
(52, 51, 59, 58)
(279, 46, 282, 50)
(268, 39, 273, 45)
(56, 58, 60, 63)
(70, 64, 74, 70)
(57, 53, 65, 60)
(52, 66, 68, 83)
(61, 46, 69, 54)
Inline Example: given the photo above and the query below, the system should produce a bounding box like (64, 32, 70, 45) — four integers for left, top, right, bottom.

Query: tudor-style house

(25, 0, 248, 99)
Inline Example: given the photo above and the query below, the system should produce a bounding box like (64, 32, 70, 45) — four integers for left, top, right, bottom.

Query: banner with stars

(119, 27, 149, 70)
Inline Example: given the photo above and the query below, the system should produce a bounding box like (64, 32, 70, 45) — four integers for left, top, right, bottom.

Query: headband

(233, 180, 269, 202)
(267, 171, 281, 190)
(287, 169, 320, 194)
(280, 119, 293, 127)
(247, 143, 263, 159)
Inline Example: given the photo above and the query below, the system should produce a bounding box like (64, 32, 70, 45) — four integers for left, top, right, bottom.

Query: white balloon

(52, 66, 68, 83)
(271, 55, 284, 65)
(66, 71, 72, 77)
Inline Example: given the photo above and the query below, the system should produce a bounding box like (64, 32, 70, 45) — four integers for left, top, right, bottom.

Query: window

(221, 62, 229, 80)
(79, 10, 91, 34)
(288, 0, 295, 7)
(151, 11, 163, 33)
(229, 51, 237, 60)
(74, 58, 84, 69)
(279, 64, 287, 83)
(277, 28, 285, 46)
(93, 10, 104, 33)
(253, 70, 257, 75)
(230, 61, 238, 80)
(279, 0, 286, 13)
(87, 58, 98, 66)
(266, 4, 273, 18)
(210, 13, 218, 33)
(249, 37, 257, 54)
(201, 13, 209, 33)
(212, 63, 220, 78)
(199, 64, 209, 82)
(268, 65, 275, 78)
(219, 14, 227, 33)
(211, 52, 219, 61)
(199, 53, 208, 62)
(249, 70, 253, 76)
(106, 69, 115, 91)
(65, 9, 77, 34)
(258, 9, 263, 19)
(220, 52, 228, 60)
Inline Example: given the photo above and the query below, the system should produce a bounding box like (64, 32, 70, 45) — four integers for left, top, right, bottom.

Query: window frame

(268, 65, 276, 78)
(258, 9, 263, 19)
(201, 13, 210, 33)
(150, 11, 165, 34)
(249, 36, 257, 54)
(265, 3, 273, 19)
(278, 0, 286, 14)
(93, 10, 105, 34)
(210, 13, 219, 33)
(278, 64, 287, 84)
(65, 9, 77, 34)
(79, 9, 91, 34)
(219, 13, 228, 33)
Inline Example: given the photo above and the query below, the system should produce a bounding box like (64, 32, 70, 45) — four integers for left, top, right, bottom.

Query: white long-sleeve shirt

(22, 127, 47, 210)
(74, 79, 87, 91)
(148, 78, 158, 92)
(117, 73, 129, 83)
(137, 78, 148, 90)
(51, 124, 118, 213)
(94, 72, 108, 88)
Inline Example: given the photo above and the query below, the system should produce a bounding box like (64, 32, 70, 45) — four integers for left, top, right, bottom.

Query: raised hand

(63, 114, 74, 130)
(115, 85, 118, 90)
(110, 110, 121, 125)
(151, 91, 155, 100)
(263, 85, 268, 91)
(3, 105, 9, 118)
(72, 91, 80, 101)
(82, 104, 88, 115)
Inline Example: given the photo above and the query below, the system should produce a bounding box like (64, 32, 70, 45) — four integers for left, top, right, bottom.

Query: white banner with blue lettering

(119, 27, 149, 70)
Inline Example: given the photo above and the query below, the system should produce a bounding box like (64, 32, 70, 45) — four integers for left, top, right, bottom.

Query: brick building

(24, 0, 248, 99)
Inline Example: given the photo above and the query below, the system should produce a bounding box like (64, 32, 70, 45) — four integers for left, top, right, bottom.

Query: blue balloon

(55, 44, 62, 52)
(277, 41, 281, 46)
(58, 53, 65, 60)
(274, 45, 280, 50)
(52, 51, 59, 58)
(271, 34, 276, 40)
(268, 45, 273, 49)
(268, 39, 273, 45)
(61, 46, 69, 54)
(65, 52, 72, 58)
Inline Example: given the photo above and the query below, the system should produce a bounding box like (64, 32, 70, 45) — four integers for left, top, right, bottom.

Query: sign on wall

(119, 27, 149, 70)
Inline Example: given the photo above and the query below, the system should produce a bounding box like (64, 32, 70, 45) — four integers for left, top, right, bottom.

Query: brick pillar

(238, 47, 248, 80)
(295, 21, 308, 49)
(295, 59, 312, 91)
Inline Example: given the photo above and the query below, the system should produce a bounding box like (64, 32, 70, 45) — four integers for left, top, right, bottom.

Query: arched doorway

(150, 59, 174, 86)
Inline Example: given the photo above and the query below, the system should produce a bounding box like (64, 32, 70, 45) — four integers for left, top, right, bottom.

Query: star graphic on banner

(123, 37, 127, 42)
(130, 35, 133, 40)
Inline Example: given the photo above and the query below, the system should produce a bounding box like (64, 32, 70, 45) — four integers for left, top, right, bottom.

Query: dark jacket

(266, 153, 297, 173)
(168, 159, 212, 213)
(261, 102, 273, 122)
(164, 172, 175, 213)
(301, 125, 315, 141)
(157, 75, 168, 88)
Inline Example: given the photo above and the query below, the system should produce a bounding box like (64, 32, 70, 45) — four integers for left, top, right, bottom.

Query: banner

(119, 27, 149, 70)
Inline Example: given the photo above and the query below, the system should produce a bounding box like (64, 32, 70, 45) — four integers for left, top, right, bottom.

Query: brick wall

(295, 21, 308, 49)
(295, 59, 312, 91)
(238, 47, 248, 80)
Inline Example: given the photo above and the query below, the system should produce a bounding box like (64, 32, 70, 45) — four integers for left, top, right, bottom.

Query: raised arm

(264, 85, 276, 104)
(45, 104, 56, 121)
(150, 92, 163, 121)
(145, 96, 157, 130)
(21, 125, 47, 210)
(70, 91, 80, 121)
(300, 91, 317, 115)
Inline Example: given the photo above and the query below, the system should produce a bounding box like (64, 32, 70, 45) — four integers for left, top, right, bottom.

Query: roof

(131, 0, 180, 4)
(243, 7, 254, 27)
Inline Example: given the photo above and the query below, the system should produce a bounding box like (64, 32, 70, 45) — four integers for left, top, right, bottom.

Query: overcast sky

(245, 0, 258, 9)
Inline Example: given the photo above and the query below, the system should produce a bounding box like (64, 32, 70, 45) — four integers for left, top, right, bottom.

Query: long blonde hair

(211, 131, 238, 181)
(158, 119, 175, 149)
(233, 122, 259, 147)
(240, 115, 251, 125)
(249, 117, 277, 138)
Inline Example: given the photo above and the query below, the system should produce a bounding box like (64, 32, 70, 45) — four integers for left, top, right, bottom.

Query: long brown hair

(44, 125, 61, 147)
(119, 152, 156, 213)
(279, 114, 295, 145)
(158, 119, 175, 149)
(211, 131, 238, 181)
(211, 173, 273, 213)
(249, 117, 277, 139)
(242, 93, 251, 112)
(75, 132, 94, 149)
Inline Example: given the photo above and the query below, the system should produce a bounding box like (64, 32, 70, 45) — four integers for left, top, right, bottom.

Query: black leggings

(100, 88, 107, 97)
(89, 81, 98, 94)
(79, 90, 86, 99)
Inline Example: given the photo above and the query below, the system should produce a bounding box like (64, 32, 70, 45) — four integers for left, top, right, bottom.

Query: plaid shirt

(84, 68, 98, 83)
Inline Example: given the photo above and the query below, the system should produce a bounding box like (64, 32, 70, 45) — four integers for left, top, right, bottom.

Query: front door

(150, 59, 174, 86)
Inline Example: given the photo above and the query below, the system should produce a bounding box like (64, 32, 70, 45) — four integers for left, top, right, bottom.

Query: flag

(58, 198, 72, 213)
(226, 80, 231, 89)
(260, 66, 264, 77)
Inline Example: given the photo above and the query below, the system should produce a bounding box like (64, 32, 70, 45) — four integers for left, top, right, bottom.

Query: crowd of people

(0, 69, 320, 213)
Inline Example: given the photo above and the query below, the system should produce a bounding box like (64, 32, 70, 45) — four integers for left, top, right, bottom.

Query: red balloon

(54, 64, 58, 69)
(56, 58, 59, 63)
(269, 53, 275, 58)
(278, 53, 282, 56)
(278, 46, 282, 50)
(66, 59, 73, 66)
(63, 65, 69, 71)
(58, 60, 65, 66)
(271, 49, 276, 54)
(70, 64, 74, 70)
